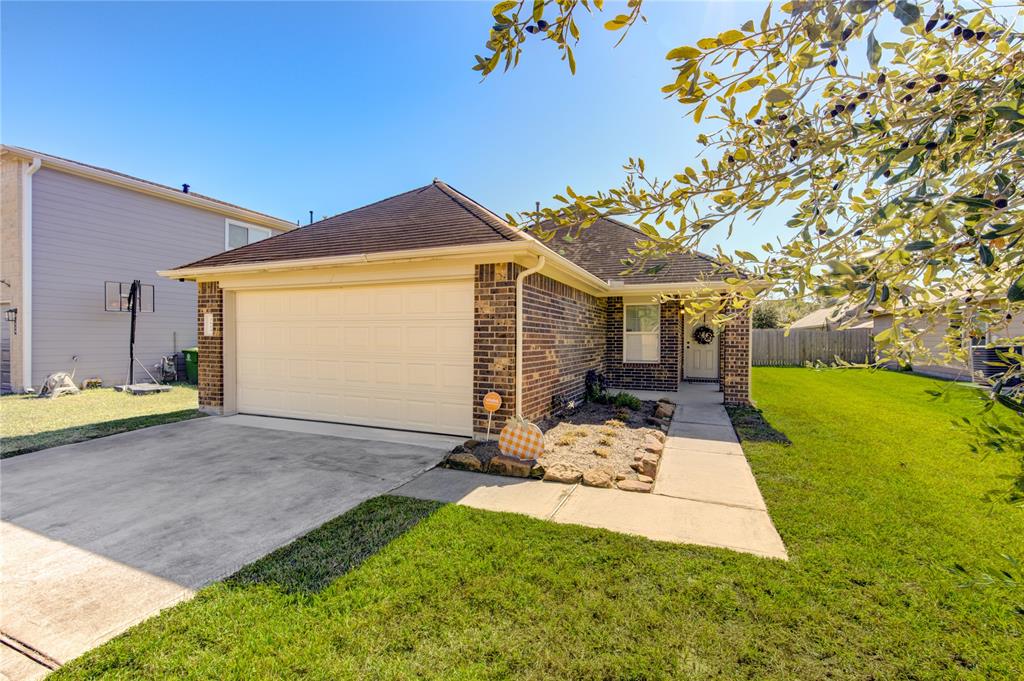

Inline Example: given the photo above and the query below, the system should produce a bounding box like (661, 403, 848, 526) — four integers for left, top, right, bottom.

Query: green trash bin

(183, 347, 199, 385)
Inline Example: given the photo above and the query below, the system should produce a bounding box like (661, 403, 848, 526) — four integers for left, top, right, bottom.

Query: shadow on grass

(226, 495, 443, 594)
(725, 405, 791, 445)
(0, 409, 203, 459)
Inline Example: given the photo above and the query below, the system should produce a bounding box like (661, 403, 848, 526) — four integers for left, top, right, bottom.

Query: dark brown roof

(537, 217, 731, 284)
(174, 180, 526, 270)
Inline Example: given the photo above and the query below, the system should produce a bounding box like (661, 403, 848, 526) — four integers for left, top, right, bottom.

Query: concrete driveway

(0, 416, 452, 678)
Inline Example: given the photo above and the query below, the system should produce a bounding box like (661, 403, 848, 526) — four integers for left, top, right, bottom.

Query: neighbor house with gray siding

(0, 145, 294, 393)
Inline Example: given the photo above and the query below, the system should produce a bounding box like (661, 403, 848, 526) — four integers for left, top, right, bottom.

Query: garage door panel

(235, 282, 472, 434)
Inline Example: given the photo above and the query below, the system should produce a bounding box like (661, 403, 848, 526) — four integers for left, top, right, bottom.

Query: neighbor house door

(683, 314, 720, 380)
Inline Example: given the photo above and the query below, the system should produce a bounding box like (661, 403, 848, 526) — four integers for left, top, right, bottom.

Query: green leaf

(718, 29, 746, 45)
(765, 87, 792, 103)
(566, 46, 576, 75)
(905, 240, 935, 251)
(492, 1, 518, 18)
(979, 244, 994, 267)
(893, 0, 921, 26)
(666, 45, 701, 60)
(693, 100, 708, 123)
(1009, 274, 1024, 303)
(992, 106, 1024, 121)
(866, 30, 881, 68)
(604, 14, 630, 30)
(532, 0, 543, 22)
(953, 196, 995, 209)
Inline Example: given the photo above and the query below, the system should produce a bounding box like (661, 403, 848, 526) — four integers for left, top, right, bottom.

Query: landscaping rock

(463, 439, 480, 450)
(530, 462, 546, 479)
(645, 416, 669, 428)
(639, 455, 660, 478)
(654, 402, 675, 420)
(617, 480, 653, 493)
(446, 452, 482, 472)
(450, 445, 469, 455)
(649, 430, 666, 443)
(582, 466, 615, 488)
(544, 463, 582, 484)
(643, 435, 665, 454)
(488, 455, 534, 478)
(637, 474, 654, 484)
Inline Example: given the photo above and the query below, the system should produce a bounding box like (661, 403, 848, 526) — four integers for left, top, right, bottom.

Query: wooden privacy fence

(752, 328, 875, 366)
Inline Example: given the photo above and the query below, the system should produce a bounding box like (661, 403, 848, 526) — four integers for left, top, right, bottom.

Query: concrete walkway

(395, 383, 787, 559)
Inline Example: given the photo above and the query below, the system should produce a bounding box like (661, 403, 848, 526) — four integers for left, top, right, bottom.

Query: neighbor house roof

(538, 217, 731, 285)
(174, 179, 527, 270)
(791, 306, 873, 330)
(0, 145, 294, 231)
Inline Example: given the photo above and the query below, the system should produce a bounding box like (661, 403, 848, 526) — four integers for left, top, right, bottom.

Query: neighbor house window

(624, 303, 660, 362)
(225, 219, 271, 250)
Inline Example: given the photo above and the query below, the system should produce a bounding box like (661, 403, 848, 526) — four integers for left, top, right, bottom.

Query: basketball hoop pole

(127, 279, 140, 385)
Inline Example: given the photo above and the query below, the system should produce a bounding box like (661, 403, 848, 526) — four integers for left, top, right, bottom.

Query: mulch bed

(443, 398, 676, 493)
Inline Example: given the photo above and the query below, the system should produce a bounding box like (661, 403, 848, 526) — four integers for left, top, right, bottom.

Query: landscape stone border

(442, 399, 677, 493)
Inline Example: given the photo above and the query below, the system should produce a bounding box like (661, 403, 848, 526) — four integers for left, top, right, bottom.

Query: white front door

(234, 280, 473, 435)
(683, 314, 720, 379)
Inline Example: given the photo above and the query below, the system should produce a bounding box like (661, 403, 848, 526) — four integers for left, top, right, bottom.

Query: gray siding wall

(30, 168, 280, 387)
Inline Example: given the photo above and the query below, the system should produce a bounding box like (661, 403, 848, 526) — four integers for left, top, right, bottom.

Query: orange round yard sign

(483, 391, 502, 413)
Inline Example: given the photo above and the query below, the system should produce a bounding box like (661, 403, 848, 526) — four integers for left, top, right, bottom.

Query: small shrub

(572, 427, 590, 438)
(593, 447, 611, 458)
(614, 408, 632, 422)
(612, 392, 643, 410)
(604, 419, 625, 429)
(585, 369, 609, 403)
(598, 427, 617, 438)
(555, 433, 580, 447)
(598, 436, 614, 447)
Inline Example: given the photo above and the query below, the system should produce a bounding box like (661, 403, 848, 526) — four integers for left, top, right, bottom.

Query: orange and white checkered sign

(498, 418, 544, 462)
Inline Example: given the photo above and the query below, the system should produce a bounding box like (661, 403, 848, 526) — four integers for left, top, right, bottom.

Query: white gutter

(21, 155, 41, 391)
(515, 255, 546, 418)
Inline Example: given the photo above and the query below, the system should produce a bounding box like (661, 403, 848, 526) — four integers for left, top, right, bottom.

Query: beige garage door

(235, 281, 473, 435)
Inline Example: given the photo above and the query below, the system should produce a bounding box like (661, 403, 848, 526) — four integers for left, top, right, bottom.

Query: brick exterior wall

(605, 297, 681, 391)
(473, 263, 519, 434)
(521, 273, 607, 421)
(197, 281, 224, 412)
(719, 305, 752, 405)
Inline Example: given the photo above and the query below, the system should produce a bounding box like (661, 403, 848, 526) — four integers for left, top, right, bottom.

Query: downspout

(21, 156, 41, 391)
(514, 255, 545, 418)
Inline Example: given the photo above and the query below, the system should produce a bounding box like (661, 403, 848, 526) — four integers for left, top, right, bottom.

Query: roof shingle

(538, 217, 730, 284)
(174, 180, 525, 270)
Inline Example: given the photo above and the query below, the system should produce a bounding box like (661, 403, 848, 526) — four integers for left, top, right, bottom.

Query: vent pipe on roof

(309, 210, 313, 225)
(181, 183, 190, 194)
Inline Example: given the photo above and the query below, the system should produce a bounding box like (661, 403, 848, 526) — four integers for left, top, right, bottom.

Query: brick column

(719, 305, 752, 405)
(473, 263, 519, 435)
(197, 281, 224, 414)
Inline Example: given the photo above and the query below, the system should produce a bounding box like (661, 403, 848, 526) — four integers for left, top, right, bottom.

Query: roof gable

(174, 179, 526, 270)
(537, 217, 730, 284)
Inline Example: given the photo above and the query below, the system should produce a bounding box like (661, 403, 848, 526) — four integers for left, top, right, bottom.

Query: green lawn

(55, 369, 1023, 680)
(0, 384, 201, 458)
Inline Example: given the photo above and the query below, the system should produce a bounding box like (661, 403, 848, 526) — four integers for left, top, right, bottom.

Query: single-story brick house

(164, 180, 755, 437)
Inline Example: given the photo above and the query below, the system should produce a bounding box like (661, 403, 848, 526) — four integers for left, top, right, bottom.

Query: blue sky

(2, 1, 781, 253)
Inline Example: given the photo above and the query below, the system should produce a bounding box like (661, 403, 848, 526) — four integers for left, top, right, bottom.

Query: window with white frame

(225, 219, 271, 250)
(624, 303, 661, 362)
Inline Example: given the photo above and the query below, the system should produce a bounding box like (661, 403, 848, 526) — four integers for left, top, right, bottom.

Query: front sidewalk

(394, 384, 787, 559)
